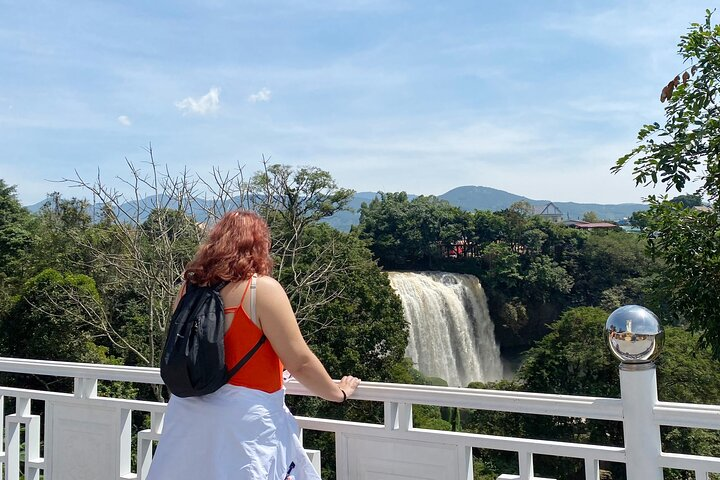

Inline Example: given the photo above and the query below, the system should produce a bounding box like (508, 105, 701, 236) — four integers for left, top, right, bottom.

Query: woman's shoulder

(255, 275, 285, 295)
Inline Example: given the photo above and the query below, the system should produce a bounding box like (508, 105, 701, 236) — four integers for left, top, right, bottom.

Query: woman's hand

(337, 376, 361, 401)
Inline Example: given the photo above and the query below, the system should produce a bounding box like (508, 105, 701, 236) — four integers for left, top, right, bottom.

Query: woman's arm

(256, 276, 360, 402)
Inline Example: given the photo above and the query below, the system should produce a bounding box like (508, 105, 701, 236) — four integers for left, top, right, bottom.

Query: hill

(439, 186, 527, 211)
(25, 186, 647, 232)
(324, 186, 647, 230)
(439, 186, 647, 222)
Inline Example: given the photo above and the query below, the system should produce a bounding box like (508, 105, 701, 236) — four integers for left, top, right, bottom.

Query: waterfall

(388, 271, 503, 387)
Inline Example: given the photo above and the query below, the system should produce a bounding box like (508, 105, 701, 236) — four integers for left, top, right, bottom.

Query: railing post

(606, 305, 665, 480)
(384, 401, 413, 431)
(518, 450, 535, 479)
(73, 377, 98, 398)
(619, 364, 662, 480)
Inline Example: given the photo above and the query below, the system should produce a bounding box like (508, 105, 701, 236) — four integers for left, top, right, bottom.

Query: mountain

(24, 186, 647, 232)
(439, 186, 527, 211)
(24, 194, 245, 224)
(323, 186, 647, 231)
(26, 198, 50, 213)
(438, 186, 647, 222)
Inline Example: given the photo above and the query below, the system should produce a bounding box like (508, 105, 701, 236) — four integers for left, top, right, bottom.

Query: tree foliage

(358, 192, 466, 269)
(613, 11, 720, 358)
(0, 180, 33, 297)
(582, 211, 600, 223)
(2, 269, 110, 364)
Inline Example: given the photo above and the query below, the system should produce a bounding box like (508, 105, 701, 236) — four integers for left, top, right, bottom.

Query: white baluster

(137, 411, 164, 480)
(584, 458, 600, 480)
(5, 411, 20, 480)
(73, 377, 98, 398)
(384, 401, 413, 431)
(518, 451, 534, 480)
(118, 409, 133, 479)
(4, 398, 43, 480)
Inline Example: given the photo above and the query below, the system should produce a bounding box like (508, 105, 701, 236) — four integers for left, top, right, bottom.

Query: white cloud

(117, 115, 131, 126)
(248, 87, 272, 103)
(175, 87, 220, 115)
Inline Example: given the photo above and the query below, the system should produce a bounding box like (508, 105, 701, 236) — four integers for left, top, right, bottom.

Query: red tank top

(223, 279, 283, 393)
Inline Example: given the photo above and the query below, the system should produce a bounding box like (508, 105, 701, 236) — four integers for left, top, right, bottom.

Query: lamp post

(606, 305, 665, 480)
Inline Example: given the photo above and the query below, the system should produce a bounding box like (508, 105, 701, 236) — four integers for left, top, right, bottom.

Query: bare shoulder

(256, 275, 286, 296)
(255, 276, 294, 317)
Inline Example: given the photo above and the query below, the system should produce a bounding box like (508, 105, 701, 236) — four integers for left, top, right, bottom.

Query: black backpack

(160, 278, 266, 398)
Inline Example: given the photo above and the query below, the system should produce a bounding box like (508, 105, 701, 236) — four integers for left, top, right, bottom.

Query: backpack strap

(250, 274, 257, 326)
(226, 335, 267, 380)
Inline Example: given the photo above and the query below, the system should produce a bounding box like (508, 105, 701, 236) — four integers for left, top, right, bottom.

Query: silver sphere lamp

(605, 305, 664, 364)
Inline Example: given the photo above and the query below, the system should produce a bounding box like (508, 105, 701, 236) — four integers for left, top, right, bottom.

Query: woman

(147, 210, 361, 480)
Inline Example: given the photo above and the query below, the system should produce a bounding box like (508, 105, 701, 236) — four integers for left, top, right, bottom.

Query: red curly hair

(184, 210, 273, 285)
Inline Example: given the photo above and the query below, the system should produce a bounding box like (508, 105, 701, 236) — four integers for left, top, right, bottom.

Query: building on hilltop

(534, 202, 565, 223)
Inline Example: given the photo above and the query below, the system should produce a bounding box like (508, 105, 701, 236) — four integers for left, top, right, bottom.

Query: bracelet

(339, 388, 347, 403)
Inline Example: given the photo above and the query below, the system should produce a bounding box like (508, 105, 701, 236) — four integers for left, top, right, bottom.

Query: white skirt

(147, 384, 321, 480)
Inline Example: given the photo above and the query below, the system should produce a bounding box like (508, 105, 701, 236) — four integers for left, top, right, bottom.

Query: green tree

(669, 194, 703, 208)
(472, 210, 507, 246)
(507, 200, 535, 218)
(628, 210, 649, 230)
(1, 269, 111, 363)
(357, 192, 414, 268)
(27, 194, 96, 275)
(0, 180, 33, 306)
(573, 231, 657, 307)
(480, 242, 522, 291)
(252, 163, 355, 236)
(358, 193, 466, 269)
(582, 211, 600, 223)
(406, 195, 465, 268)
(498, 204, 532, 253)
(0, 268, 138, 398)
(612, 11, 720, 357)
(524, 255, 574, 302)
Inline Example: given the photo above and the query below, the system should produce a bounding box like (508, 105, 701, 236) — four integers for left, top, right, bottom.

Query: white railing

(0, 357, 718, 480)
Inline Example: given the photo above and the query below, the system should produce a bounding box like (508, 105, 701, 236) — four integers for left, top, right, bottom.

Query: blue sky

(0, 0, 712, 205)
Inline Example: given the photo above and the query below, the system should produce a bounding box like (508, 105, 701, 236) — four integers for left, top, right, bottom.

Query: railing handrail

(1, 357, 720, 479)
(3, 357, 720, 426)
(0, 356, 623, 419)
